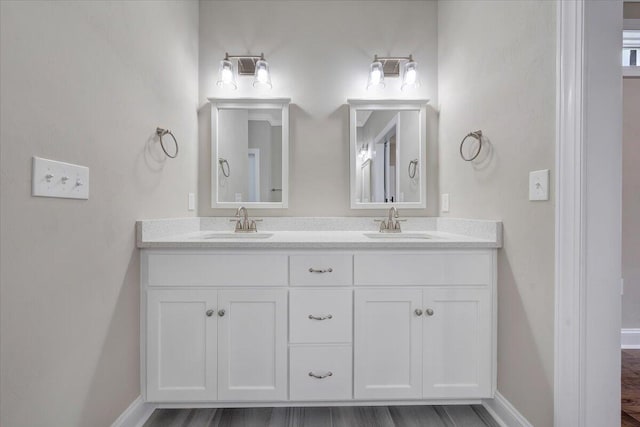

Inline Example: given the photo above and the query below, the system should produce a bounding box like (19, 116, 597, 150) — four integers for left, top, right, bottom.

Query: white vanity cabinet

(141, 248, 496, 406)
(422, 287, 491, 398)
(354, 289, 424, 399)
(146, 289, 218, 402)
(143, 252, 289, 403)
(353, 287, 492, 400)
(353, 251, 495, 400)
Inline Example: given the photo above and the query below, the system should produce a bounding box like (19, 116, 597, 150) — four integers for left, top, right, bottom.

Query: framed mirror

(210, 98, 290, 208)
(348, 99, 428, 209)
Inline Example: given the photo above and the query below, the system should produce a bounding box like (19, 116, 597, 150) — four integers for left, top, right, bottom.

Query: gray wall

(198, 0, 439, 216)
(0, 1, 198, 426)
(438, 1, 556, 426)
(623, 78, 640, 328)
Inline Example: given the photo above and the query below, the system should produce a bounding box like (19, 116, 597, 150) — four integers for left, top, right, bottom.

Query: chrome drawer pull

(308, 371, 333, 379)
(308, 314, 333, 320)
(308, 268, 333, 273)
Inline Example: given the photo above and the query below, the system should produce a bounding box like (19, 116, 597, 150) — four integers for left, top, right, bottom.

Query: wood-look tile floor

(144, 405, 500, 427)
(623, 349, 640, 426)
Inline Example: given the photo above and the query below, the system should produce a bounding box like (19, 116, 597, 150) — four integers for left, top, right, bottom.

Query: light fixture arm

(374, 54, 413, 62)
(224, 52, 265, 61)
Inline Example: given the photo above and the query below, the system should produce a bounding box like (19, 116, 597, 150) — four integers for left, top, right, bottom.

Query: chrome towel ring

(156, 127, 178, 158)
(218, 158, 230, 177)
(408, 159, 419, 178)
(459, 130, 483, 161)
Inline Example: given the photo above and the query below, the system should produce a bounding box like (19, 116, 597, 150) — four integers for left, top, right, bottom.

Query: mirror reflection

(217, 108, 283, 203)
(355, 109, 421, 204)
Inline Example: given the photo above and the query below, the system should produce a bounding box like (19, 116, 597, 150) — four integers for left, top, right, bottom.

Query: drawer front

(289, 290, 352, 343)
(290, 346, 352, 401)
(289, 255, 353, 286)
(354, 251, 494, 286)
(144, 252, 288, 286)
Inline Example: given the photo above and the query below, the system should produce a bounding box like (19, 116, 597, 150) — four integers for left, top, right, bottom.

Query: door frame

(247, 148, 260, 202)
(555, 1, 622, 425)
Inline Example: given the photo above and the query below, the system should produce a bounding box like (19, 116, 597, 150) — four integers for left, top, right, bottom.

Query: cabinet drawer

(354, 251, 493, 286)
(290, 346, 352, 401)
(144, 252, 288, 286)
(289, 290, 352, 343)
(289, 255, 353, 286)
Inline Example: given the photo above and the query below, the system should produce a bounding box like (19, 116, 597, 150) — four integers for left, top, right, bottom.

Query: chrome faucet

(378, 207, 402, 233)
(232, 206, 260, 232)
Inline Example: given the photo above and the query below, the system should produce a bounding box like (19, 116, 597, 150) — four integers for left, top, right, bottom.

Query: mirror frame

(348, 99, 429, 209)
(209, 98, 290, 209)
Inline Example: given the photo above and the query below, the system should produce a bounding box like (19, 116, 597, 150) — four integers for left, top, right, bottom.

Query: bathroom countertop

(136, 217, 502, 249)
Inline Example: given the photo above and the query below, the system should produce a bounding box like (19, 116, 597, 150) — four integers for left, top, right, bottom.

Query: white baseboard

(111, 396, 156, 427)
(482, 391, 532, 427)
(622, 328, 640, 349)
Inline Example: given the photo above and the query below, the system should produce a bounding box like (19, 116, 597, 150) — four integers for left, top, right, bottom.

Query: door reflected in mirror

(350, 100, 427, 209)
(211, 99, 290, 208)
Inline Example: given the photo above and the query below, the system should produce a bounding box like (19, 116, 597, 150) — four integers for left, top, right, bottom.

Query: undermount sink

(363, 232, 434, 240)
(196, 232, 274, 239)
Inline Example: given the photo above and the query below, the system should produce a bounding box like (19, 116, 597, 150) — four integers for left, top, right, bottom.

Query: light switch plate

(441, 193, 450, 213)
(188, 193, 195, 211)
(32, 157, 89, 200)
(529, 169, 549, 201)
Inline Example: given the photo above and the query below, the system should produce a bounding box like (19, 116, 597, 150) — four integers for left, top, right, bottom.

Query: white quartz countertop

(136, 217, 502, 249)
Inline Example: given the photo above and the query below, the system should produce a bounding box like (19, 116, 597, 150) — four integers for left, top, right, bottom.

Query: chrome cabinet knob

(414, 309, 423, 316)
(206, 309, 214, 317)
(425, 308, 434, 316)
(218, 309, 225, 317)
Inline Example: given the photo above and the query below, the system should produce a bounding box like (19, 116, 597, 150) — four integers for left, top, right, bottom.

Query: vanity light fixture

(367, 54, 420, 91)
(217, 57, 237, 89)
(217, 53, 272, 90)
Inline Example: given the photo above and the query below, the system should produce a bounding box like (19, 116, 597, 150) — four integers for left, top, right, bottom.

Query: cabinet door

(217, 289, 287, 401)
(147, 289, 217, 401)
(422, 287, 492, 398)
(354, 289, 423, 399)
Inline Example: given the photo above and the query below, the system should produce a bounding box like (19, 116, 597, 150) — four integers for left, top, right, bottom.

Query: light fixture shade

(253, 59, 272, 89)
(401, 60, 419, 91)
(367, 61, 385, 90)
(217, 59, 237, 89)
